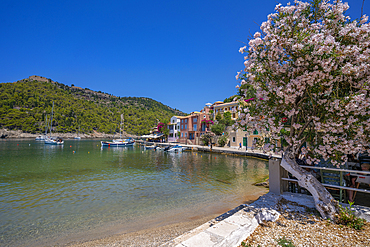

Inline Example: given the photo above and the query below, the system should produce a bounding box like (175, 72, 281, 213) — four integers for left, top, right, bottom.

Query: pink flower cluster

(201, 119, 214, 124)
(236, 0, 370, 166)
(157, 122, 165, 132)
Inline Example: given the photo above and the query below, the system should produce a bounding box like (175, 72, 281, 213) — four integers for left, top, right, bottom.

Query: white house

(167, 116, 182, 142)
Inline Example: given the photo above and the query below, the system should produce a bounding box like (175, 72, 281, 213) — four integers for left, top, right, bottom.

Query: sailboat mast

(120, 114, 124, 139)
(45, 115, 48, 135)
(50, 102, 54, 137)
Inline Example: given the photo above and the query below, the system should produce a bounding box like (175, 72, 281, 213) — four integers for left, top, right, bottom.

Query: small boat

(101, 114, 134, 147)
(101, 138, 135, 147)
(45, 102, 64, 145)
(144, 145, 158, 150)
(45, 136, 64, 145)
(165, 145, 187, 152)
(35, 135, 46, 140)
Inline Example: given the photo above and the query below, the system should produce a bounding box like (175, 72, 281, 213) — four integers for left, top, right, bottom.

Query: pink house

(178, 104, 212, 145)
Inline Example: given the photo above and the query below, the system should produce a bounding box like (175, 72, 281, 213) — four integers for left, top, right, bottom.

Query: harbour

(0, 139, 269, 246)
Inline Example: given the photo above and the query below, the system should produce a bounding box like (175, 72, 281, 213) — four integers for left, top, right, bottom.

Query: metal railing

(282, 165, 370, 193)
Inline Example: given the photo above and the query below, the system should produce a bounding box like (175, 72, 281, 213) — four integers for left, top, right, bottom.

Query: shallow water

(0, 139, 268, 246)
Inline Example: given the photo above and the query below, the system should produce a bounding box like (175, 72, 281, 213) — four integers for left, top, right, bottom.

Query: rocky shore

(0, 129, 137, 139)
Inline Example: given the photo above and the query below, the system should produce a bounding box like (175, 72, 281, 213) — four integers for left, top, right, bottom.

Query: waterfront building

(178, 104, 212, 145)
(167, 116, 183, 143)
(211, 101, 264, 149)
(212, 101, 239, 121)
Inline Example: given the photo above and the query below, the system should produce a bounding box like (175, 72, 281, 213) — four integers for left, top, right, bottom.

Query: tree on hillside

(237, 0, 370, 220)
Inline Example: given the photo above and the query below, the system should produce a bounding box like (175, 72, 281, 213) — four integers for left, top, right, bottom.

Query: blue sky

(1, 0, 368, 113)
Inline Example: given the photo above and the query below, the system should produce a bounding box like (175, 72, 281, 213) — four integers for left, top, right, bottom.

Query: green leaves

(0, 79, 185, 135)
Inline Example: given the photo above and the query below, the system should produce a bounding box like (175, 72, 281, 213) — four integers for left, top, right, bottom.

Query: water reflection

(0, 140, 268, 247)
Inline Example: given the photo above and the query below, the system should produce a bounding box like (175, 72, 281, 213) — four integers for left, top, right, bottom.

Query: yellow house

(211, 101, 265, 149)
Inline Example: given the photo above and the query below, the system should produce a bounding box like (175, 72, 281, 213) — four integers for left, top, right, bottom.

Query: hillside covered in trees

(0, 76, 186, 135)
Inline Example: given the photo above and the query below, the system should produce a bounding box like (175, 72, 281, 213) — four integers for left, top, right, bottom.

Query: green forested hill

(0, 77, 185, 135)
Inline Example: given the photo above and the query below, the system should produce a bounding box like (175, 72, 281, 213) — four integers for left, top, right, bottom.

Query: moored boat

(45, 102, 64, 145)
(164, 145, 187, 152)
(45, 136, 64, 145)
(101, 114, 133, 147)
(35, 135, 46, 140)
(101, 138, 135, 147)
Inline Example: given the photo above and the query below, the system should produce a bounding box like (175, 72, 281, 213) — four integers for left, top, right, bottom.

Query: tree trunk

(281, 148, 338, 220)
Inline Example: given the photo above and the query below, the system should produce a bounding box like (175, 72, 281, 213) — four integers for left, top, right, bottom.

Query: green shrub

(336, 201, 366, 230)
(276, 236, 295, 247)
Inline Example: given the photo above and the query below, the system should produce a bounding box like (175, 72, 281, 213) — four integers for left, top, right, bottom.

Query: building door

(243, 137, 247, 147)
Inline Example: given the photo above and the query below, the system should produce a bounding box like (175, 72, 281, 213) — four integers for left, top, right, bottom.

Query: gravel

(240, 199, 370, 247)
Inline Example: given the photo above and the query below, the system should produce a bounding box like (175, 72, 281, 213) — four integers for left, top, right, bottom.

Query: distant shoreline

(0, 128, 136, 139)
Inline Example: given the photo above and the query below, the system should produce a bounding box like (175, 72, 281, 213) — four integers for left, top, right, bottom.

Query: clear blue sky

(1, 0, 368, 113)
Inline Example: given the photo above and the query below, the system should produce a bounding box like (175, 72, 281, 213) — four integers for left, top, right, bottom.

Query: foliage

(241, 242, 254, 247)
(215, 113, 222, 121)
(162, 126, 170, 140)
(211, 123, 225, 136)
(336, 201, 366, 230)
(157, 122, 166, 132)
(218, 133, 228, 147)
(236, 0, 370, 166)
(221, 111, 234, 126)
(276, 236, 295, 247)
(0, 79, 185, 135)
(200, 132, 213, 146)
(201, 119, 214, 125)
(224, 95, 241, 103)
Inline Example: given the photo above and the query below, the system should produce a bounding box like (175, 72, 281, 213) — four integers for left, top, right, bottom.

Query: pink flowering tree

(237, 0, 370, 220)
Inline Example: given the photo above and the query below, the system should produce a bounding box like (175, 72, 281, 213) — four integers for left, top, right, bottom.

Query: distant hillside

(0, 76, 186, 135)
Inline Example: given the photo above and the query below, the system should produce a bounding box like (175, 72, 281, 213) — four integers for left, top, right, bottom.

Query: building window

(233, 137, 236, 142)
(185, 124, 187, 129)
(194, 124, 197, 131)
(181, 133, 183, 137)
(181, 125, 183, 130)
(185, 119, 187, 123)
(253, 129, 258, 135)
(203, 115, 206, 118)
(232, 113, 236, 118)
(185, 133, 187, 137)
(193, 118, 197, 123)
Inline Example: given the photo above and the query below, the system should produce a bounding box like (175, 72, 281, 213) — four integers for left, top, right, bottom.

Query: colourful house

(167, 116, 183, 143)
(178, 104, 212, 145)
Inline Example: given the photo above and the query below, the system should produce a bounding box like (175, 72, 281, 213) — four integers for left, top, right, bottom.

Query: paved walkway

(137, 140, 282, 160)
(161, 192, 370, 247)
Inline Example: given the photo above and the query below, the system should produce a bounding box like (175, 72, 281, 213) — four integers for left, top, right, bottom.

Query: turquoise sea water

(0, 139, 268, 246)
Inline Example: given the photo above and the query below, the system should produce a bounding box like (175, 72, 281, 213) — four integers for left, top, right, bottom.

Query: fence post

(269, 158, 283, 195)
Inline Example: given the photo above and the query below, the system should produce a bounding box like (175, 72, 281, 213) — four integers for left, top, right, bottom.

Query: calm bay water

(0, 139, 268, 246)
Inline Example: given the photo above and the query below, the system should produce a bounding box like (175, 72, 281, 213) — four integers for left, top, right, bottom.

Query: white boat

(164, 145, 187, 152)
(45, 102, 64, 145)
(35, 135, 46, 140)
(101, 114, 134, 147)
(101, 138, 135, 147)
(45, 136, 64, 145)
(144, 145, 157, 150)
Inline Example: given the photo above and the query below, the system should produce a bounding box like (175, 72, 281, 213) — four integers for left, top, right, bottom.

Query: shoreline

(63, 195, 265, 247)
(0, 129, 137, 139)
